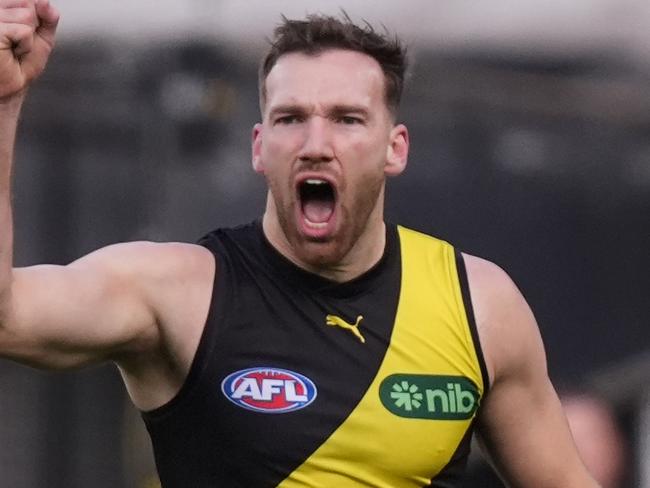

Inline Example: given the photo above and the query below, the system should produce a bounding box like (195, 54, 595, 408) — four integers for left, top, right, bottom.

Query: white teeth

(305, 179, 327, 185)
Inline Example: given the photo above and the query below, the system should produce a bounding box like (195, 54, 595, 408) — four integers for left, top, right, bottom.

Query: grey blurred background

(1, 0, 649, 486)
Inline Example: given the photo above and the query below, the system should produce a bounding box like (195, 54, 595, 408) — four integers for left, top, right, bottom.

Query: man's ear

(252, 123, 264, 173)
(385, 124, 409, 176)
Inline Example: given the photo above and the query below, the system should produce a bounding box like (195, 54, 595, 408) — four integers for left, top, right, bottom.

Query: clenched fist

(0, 0, 59, 100)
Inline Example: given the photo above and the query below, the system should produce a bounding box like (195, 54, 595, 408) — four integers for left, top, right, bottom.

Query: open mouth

(298, 178, 336, 228)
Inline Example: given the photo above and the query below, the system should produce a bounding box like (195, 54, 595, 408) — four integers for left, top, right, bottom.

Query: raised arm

(1, 0, 58, 300)
(0, 1, 215, 412)
(464, 254, 599, 487)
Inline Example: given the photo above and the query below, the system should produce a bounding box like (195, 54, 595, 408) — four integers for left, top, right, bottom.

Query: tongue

(303, 200, 334, 223)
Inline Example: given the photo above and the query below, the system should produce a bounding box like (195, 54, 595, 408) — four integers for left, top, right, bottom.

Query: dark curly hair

(259, 13, 408, 118)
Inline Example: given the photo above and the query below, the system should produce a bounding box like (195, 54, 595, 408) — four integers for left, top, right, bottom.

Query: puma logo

(325, 315, 366, 344)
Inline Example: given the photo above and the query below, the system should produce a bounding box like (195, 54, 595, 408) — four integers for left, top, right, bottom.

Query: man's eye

(337, 115, 363, 125)
(276, 115, 302, 125)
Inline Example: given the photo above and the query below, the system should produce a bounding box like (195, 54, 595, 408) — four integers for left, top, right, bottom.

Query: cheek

(343, 138, 388, 177)
(260, 143, 293, 194)
(261, 133, 302, 170)
(265, 126, 303, 151)
(347, 128, 389, 159)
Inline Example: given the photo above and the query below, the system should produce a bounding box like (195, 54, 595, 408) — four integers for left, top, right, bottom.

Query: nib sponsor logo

(379, 374, 479, 420)
(390, 381, 423, 411)
(221, 367, 317, 414)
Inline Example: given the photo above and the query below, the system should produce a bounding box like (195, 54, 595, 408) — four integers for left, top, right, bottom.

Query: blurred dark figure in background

(562, 392, 628, 488)
(463, 389, 631, 487)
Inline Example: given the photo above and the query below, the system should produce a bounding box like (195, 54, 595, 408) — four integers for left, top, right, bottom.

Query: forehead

(263, 49, 386, 113)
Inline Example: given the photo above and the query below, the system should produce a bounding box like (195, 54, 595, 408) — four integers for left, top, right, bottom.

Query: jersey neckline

(254, 220, 399, 299)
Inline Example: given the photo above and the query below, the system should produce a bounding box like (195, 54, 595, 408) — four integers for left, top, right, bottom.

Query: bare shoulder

(125, 241, 217, 325)
(5, 240, 215, 400)
(461, 253, 546, 384)
(66, 240, 217, 313)
(461, 258, 598, 486)
(81, 240, 217, 343)
(78, 241, 217, 409)
(70, 240, 214, 277)
(461, 253, 519, 303)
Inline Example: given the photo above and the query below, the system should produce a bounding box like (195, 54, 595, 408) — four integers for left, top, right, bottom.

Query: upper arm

(464, 254, 598, 488)
(1, 241, 214, 370)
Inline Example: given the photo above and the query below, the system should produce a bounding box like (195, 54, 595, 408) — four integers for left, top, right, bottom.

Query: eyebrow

(268, 103, 370, 119)
(329, 105, 370, 118)
(268, 104, 307, 119)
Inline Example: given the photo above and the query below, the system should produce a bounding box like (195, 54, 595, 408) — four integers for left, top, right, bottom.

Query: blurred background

(1, 0, 649, 486)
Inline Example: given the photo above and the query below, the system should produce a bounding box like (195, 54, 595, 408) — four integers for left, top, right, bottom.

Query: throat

(298, 179, 336, 225)
(302, 199, 334, 224)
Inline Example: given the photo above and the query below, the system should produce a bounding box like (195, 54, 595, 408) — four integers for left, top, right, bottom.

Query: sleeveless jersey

(141, 221, 489, 487)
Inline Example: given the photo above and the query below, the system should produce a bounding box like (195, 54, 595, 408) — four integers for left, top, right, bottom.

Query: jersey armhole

(455, 249, 491, 394)
(141, 247, 226, 422)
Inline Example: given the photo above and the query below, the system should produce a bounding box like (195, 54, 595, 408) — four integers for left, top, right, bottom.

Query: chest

(207, 265, 477, 487)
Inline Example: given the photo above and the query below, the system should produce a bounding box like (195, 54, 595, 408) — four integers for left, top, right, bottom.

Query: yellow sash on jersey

(278, 226, 485, 488)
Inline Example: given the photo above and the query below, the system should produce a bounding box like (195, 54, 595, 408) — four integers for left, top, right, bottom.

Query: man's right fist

(0, 0, 59, 100)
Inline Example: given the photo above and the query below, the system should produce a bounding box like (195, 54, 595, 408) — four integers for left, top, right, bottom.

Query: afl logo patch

(221, 367, 317, 414)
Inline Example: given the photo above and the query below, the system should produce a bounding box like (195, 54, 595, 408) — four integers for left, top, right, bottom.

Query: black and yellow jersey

(142, 221, 489, 487)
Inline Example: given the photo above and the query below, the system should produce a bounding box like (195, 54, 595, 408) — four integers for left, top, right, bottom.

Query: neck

(262, 209, 387, 283)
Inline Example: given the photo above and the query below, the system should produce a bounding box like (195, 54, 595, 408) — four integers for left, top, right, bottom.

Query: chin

(275, 202, 361, 271)
(294, 237, 349, 270)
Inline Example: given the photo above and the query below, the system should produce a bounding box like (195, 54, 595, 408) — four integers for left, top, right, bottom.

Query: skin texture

(465, 255, 599, 487)
(0, 0, 214, 411)
(253, 50, 408, 281)
(0, 2, 600, 486)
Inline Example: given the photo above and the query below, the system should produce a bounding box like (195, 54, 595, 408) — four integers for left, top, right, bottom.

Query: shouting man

(0, 1, 598, 486)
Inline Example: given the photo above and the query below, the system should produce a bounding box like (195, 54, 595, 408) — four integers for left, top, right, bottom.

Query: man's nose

(298, 116, 334, 163)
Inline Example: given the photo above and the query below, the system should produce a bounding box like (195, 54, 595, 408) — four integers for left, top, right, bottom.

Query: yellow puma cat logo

(325, 315, 365, 343)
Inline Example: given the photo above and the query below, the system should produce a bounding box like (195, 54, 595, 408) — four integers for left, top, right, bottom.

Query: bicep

(465, 255, 595, 487)
(2, 245, 157, 369)
(476, 357, 583, 487)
